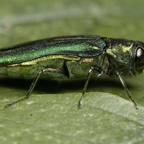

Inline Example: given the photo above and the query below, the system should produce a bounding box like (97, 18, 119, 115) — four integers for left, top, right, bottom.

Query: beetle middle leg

(78, 67, 103, 108)
(5, 68, 66, 107)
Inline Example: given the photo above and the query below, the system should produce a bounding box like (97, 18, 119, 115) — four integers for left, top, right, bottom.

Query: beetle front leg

(116, 72, 138, 109)
(5, 68, 66, 107)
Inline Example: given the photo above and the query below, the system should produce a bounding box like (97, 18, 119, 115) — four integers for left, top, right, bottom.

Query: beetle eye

(135, 47, 144, 71)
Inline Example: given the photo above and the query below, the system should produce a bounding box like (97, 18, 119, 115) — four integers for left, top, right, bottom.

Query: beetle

(0, 35, 144, 108)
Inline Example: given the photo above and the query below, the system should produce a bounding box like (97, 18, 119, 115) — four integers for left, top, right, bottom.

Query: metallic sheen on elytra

(1, 35, 144, 108)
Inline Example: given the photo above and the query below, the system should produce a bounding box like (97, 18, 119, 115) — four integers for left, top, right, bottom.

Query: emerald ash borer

(1, 35, 144, 109)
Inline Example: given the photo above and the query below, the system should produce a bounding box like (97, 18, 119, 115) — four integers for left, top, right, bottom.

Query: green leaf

(1, 92, 144, 144)
(0, 0, 144, 144)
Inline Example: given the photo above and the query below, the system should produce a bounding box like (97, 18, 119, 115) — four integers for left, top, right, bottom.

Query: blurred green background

(0, 0, 144, 144)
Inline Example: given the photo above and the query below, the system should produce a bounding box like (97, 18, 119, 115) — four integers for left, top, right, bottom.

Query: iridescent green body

(1, 35, 144, 108)
(0, 36, 106, 79)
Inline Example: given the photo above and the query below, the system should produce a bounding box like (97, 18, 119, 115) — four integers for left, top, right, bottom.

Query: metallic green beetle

(1, 35, 144, 108)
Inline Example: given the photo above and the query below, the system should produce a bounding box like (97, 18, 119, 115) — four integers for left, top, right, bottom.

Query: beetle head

(134, 41, 144, 72)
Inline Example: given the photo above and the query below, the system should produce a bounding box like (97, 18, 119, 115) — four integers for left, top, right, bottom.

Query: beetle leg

(116, 72, 139, 109)
(78, 67, 93, 107)
(5, 68, 65, 107)
(78, 67, 103, 108)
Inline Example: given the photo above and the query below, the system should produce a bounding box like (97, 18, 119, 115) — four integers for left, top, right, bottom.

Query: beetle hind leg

(5, 68, 66, 107)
